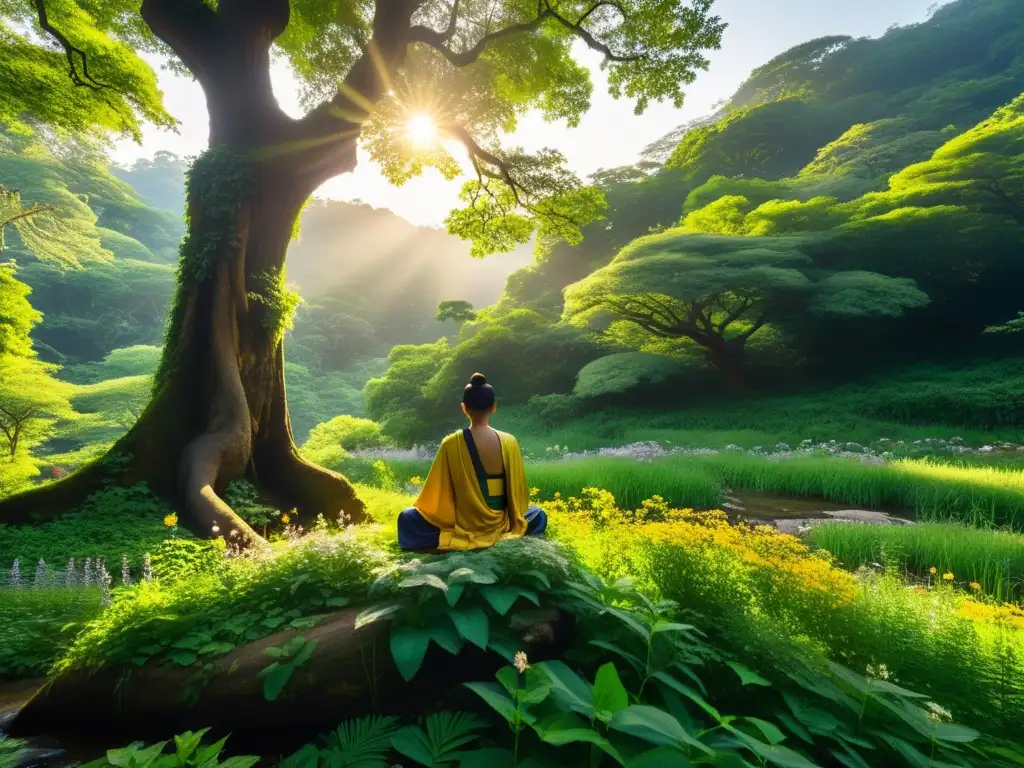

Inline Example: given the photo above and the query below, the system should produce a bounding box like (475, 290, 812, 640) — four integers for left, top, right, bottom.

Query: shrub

(302, 415, 387, 469)
(547, 490, 1024, 740)
(0, 586, 103, 678)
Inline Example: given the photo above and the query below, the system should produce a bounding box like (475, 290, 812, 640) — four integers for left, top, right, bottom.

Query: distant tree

(435, 300, 476, 325)
(0, 355, 73, 462)
(564, 230, 929, 391)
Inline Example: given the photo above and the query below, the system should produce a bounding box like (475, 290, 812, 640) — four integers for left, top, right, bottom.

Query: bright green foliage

(808, 271, 930, 319)
(573, 352, 680, 400)
(435, 300, 476, 325)
(0, 483, 182, 571)
(0, 0, 173, 139)
(80, 728, 258, 768)
(301, 415, 387, 470)
(0, 262, 39, 358)
(985, 312, 1024, 334)
(0, 586, 103, 679)
(0, 353, 74, 460)
(809, 522, 1024, 603)
(246, 267, 301, 346)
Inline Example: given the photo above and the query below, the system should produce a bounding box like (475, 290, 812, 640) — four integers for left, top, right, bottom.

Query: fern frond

(321, 714, 400, 767)
(423, 711, 489, 760)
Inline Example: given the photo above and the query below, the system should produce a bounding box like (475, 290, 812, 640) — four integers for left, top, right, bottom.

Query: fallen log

(10, 606, 573, 754)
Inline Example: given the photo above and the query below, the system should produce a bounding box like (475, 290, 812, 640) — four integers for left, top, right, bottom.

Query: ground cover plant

(3, 486, 1018, 764)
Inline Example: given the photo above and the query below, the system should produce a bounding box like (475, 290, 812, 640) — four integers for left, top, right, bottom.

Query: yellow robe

(413, 429, 530, 551)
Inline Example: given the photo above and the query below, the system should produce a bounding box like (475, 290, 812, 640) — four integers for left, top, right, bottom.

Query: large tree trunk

(0, 148, 365, 543)
(0, 0, 423, 540)
(705, 336, 749, 394)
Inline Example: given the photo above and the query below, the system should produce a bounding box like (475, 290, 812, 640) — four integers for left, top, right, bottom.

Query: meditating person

(397, 372, 547, 551)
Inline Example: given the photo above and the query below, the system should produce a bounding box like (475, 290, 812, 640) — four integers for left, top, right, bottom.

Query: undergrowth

(809, 521, 1024, 602)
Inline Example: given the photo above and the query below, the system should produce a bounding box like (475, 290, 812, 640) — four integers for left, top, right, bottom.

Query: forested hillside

(366, 0, 1024, 442)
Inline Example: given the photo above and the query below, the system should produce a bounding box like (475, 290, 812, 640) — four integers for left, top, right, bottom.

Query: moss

(246, 267, 301, 346)
(154, 148, 254, 388)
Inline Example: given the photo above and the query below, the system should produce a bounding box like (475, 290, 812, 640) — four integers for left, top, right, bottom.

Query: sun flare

(405, 113, 437, 148)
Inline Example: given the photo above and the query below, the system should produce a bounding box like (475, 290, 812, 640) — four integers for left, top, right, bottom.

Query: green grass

(0, 586, 103, 679)
(339, 452, 1024, 529)
(0, 484, 181, 574)
(809, 522, 1024, 602)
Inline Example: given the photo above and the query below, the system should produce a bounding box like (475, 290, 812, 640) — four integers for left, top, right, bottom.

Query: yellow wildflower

(513, 651, 530, 673)
(929, 567, 937, 575)
(942, 572, 954, 582)
(529, 487, 540, 498)
(163, 513, 178, 528)
(281, 513, 291, 525)
(970, 582, 981, 591)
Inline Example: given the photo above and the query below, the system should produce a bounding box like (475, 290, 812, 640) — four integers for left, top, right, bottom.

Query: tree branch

(409, 1, 639, 68)
(33, 0, 109, 90)
(140, 0, 225, 80)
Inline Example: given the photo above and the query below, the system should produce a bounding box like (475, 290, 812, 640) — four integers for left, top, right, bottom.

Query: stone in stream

(771, 509, 914, 536)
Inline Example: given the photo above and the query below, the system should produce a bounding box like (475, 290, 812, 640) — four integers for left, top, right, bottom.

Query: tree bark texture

(9, 607, 574, 753)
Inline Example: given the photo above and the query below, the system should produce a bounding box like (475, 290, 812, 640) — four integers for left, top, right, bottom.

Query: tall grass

(0, 586, 103, 678)
(342, 452, 1024, 528)
(684, 455, 1024, 528)
(809, 522, 1024, 602)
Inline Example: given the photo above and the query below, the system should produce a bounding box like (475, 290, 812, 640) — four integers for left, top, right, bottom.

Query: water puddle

(722, 491, 914, 534)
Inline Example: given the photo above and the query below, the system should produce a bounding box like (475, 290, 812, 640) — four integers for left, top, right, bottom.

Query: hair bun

(469, 372, 488, 387)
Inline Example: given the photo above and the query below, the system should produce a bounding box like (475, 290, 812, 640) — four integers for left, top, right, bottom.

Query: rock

(771, 509, 913, 535)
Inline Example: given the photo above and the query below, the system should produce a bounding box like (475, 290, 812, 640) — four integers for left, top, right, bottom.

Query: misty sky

(112, 0, 951, 227)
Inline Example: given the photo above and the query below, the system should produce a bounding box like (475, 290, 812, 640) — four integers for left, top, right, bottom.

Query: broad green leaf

(218, 758, 260, 768)
(355, 602, 404, 629)
(391, 627, 431, 682)
(652, 671, 722, 722)
(590, 640, 645, 674)
(496, 666, 552, 705)
(464, 682, 517, 723)
(733, 730, 818, 768)
(535, 712, 623, 762)
(627, 746, 694, 767)
(400, 574, 449, 592)
(261, 662, 295, 701)
(427, 619, 465, 655)
(536, 660, 594, 717)
(876, 734, 932, 768)
(325, 596, 350, 607)
(524, 569, 551, 589)
(168, 650, 198, 667)
(776, 713, 813, 744)
(450, 608, 489, 649)
(931, 722, 979, 744)
(481, 586, 539, 615)
(448, 567, 498, 585)
(593, 663, 629, 721)
(390, 726, 435, 766)
(291, 637, 319, 667)
(198, 642, 235, 656)
(745, 718, 786, 745)
(727, 662, 772, 687)
(446, 583, 466, 607)
(609, 706, 701, 750)
(191, 734, 229, 766)
(652, 621, 698, 635)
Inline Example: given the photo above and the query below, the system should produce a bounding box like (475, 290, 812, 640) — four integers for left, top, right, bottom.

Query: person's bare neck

(469, 415, 491, 430)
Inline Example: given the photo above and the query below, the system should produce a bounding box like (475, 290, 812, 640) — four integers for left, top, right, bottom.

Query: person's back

(397, 373, 547, 552)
